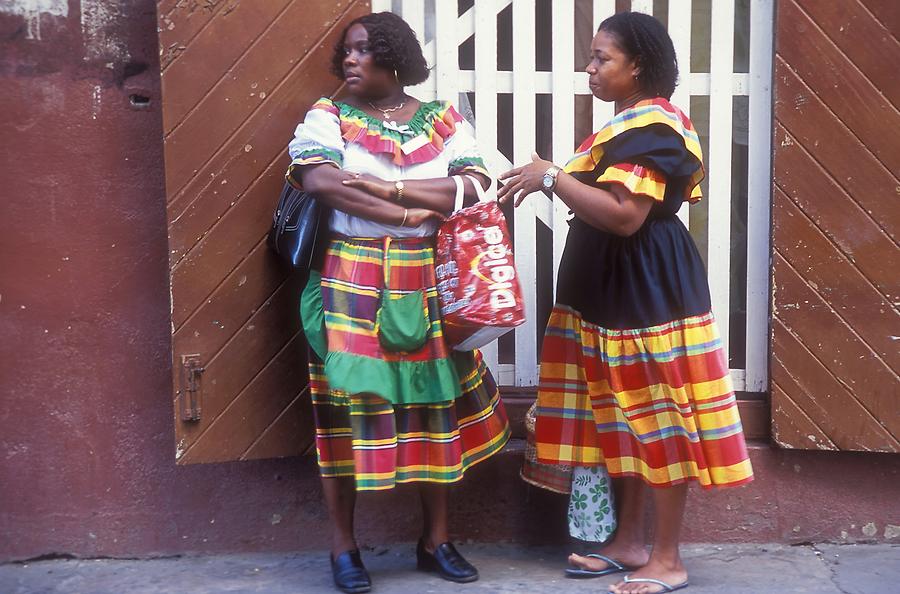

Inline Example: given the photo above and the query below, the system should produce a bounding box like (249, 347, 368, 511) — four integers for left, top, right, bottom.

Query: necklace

(367, 99, 406, 121)
(367, 98, 415, 136)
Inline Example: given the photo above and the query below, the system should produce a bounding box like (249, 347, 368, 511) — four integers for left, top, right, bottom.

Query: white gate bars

(372, 0, 773, 393)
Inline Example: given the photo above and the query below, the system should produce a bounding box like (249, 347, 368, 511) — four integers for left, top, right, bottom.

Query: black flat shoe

(330, 549, 371, 594)
(416, 540, 479, 583)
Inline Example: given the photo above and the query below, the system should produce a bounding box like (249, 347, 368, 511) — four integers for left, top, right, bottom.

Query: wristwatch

(542, 166, 561, 192)
(394, 180, 405, 203)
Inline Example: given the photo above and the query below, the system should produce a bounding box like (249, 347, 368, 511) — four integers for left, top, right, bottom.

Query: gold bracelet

(394, 180, 405, 203)
(400, 208, 408, 227)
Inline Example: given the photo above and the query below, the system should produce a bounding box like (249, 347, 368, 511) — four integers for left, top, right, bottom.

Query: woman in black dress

(500, 12, 752, 594)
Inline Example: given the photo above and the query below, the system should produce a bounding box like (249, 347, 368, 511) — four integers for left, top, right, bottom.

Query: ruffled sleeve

(444, 114, 490, 178)
(564, 99, 704, 204)
(596, 162, 667, 202)
(286, 98, 344, 189)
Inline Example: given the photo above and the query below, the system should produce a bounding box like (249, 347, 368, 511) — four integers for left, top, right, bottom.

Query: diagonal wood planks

(158, 0, 371, 464)
(771, 0, 900, 452)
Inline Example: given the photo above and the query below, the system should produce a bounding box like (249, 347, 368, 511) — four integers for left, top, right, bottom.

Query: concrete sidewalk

(1, 543, 898, 594)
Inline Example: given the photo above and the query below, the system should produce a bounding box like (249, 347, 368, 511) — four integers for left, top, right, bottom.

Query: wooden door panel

(159, 0, 371, 464)
(165, 2, 349, 206)
(774, 60, 899, 240)
(771, 0, 899, 452)
(770, 384, 839, 451)
(165, 40, 348, 304)
(242, 392, 315, 462)
(773, 191, 898, 364)
(773, 253, 898, 434)
(772, 323, 896, 451)
(165, 40, 342, 265)
(773, 125, 898, 295)
(158, 1, 230, 71)
(173, 275, 306, 462)
(795, 0, 899, 107)
(173, 245, 288, 361)
(161, 0, 293, 137)
(169, 164, 284, 329)
(859, 0, 900, 35)
(178, 335, 311, 464)
(777, 0, 899, 164)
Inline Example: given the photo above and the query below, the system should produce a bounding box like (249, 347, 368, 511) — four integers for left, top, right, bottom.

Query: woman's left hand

(341, 172, 395, 201)
(497, 152, 556, 206)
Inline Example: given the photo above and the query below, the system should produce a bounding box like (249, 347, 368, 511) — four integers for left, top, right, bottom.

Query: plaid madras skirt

(309, 236, 510, 490)
(535, 305, 753, 489)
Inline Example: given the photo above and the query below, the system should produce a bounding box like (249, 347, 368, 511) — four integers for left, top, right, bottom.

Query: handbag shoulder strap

(451, 174, 491, 211)
(452, 175, 465, 212)
(465, 174, 490, 203)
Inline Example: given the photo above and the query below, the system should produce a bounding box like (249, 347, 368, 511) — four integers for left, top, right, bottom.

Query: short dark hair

(599, 11, 679, 100)
(330, 12, 430, 86)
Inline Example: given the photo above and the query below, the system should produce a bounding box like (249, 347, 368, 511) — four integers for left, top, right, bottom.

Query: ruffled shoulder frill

(564, 98, 705, 203)
(308, 96, 341, 117)
(333, 99, 467, 167)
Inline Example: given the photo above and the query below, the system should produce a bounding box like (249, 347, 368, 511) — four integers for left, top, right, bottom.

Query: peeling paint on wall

(80, 0, 130, 62)
(90, 84, 101, 119)
(0, 0, 68, 17)
(0, 0, 68, 40)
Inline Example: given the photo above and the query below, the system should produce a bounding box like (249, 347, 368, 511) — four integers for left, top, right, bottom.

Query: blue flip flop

(565, 554, 633, 579)
(608, 575, 689, 592)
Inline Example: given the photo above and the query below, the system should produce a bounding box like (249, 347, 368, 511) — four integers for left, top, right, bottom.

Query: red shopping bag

(435, 199, 526, 350)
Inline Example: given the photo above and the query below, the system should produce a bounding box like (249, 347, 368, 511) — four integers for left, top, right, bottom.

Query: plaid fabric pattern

(311, 350, 510, 490)
(321, 236, 446, 365)
(536, 305, 753, 489)
(596, 163, 667, 202)
(310, 236, 510, 490)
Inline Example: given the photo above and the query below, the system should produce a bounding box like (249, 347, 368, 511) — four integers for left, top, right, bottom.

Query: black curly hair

(598, 11, 679, 100)
(330, 12, 429, 86)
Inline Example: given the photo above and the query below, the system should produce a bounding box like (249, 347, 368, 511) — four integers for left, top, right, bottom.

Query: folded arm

(341, 172, 490, 214)
(292, 165, 444, 227)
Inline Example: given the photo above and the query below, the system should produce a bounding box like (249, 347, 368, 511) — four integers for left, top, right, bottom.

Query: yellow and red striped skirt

(535, 305, 753, 489)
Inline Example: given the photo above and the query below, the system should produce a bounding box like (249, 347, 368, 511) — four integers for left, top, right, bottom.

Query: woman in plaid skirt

(287, 12, 509, 594)
(500, 12, 753, 594)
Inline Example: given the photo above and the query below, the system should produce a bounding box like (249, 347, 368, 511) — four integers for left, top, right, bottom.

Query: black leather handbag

(267, 181, 328, 270)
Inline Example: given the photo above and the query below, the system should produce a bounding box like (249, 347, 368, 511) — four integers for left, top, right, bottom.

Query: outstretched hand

(497, 152, 556, 206)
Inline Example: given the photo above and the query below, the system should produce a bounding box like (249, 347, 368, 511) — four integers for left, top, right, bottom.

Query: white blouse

(287, 97, 489, 238)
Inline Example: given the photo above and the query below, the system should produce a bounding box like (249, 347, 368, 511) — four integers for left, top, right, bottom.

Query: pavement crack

(811, 544, 851, 594)
(1, 553, 184, 567)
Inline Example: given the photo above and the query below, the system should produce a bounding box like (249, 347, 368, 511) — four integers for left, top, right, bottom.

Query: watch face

(542, 174, 553, 189)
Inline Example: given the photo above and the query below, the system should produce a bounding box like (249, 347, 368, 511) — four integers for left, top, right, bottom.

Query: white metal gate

(373, 0, 773, 393)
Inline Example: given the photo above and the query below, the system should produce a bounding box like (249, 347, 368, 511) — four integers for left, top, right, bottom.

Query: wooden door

(157, 0, 370, 464)
(770, 0, 899, 451)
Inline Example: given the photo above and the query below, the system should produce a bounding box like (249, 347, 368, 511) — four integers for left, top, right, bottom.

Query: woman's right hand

(403, 208, 446, 227)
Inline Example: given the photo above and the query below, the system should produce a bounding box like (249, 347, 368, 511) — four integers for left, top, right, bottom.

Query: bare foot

(608, 558, 688, 593)
(568, 541, 649, 573)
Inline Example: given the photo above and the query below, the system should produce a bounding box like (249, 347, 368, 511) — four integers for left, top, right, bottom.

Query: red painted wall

(0, 0, 332, 559)
(1, 1, 897, 562)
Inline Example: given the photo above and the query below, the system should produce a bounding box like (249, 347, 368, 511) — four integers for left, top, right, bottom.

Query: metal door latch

(178, 354, 204, 422)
